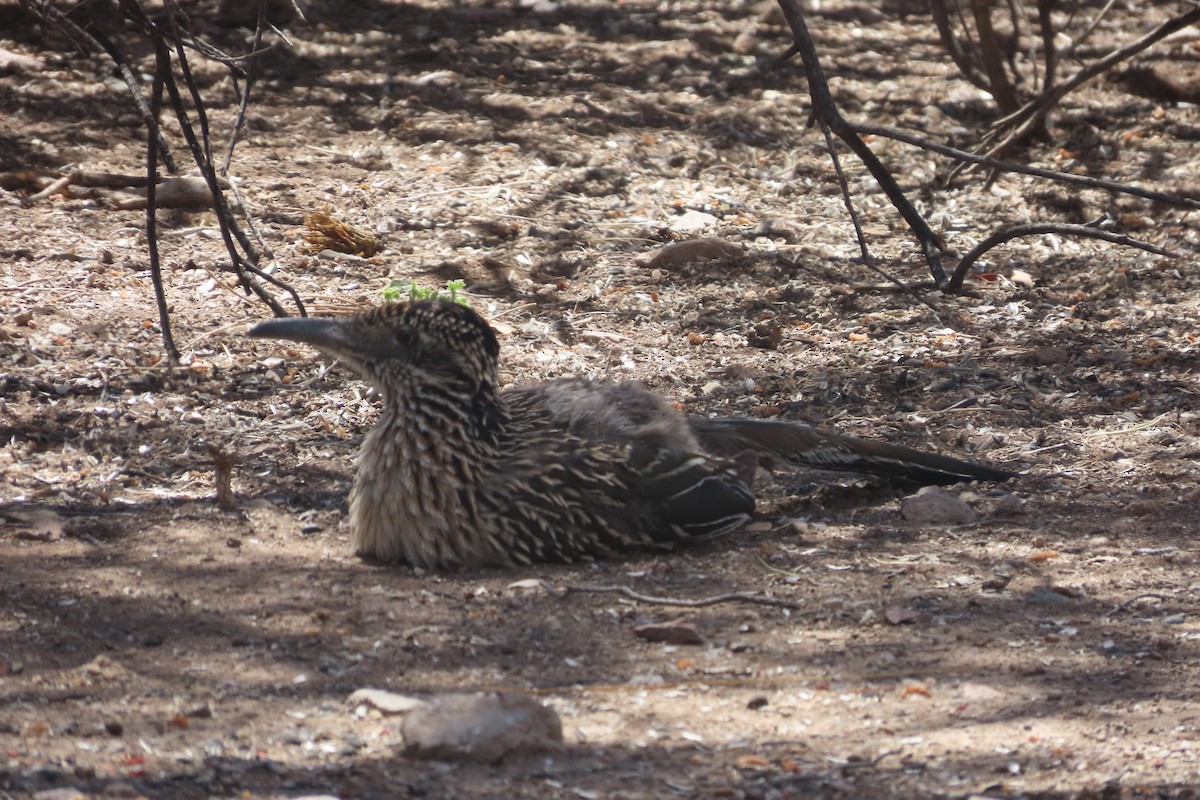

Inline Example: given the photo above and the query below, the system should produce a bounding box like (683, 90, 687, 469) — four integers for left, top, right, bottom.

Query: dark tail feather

(689, 418, 1016, 487)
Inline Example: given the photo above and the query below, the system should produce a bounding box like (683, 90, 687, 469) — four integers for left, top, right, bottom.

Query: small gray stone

(669, 209, 720, 233)
(1027, 588, 1070, 606)
(32, 790, 88, 800)
(992, 493, 1026, 517)
(401, 692, 562, 763)
(901, 487, 978, 525)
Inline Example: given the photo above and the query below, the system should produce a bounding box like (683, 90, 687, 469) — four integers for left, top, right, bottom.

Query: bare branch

(948, 220, 1177, 290)
(541, 581, 806, 611)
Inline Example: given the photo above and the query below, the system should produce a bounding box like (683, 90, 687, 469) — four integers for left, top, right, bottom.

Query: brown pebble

(633, 619, 704, 645)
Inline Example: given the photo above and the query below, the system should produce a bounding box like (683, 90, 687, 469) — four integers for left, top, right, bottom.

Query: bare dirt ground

(3, 1, 1200, 798)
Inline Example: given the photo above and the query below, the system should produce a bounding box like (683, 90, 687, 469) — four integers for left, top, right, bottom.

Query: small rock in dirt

(630, 673, 666, 685)
(883, 606, 920, 625)
(0, 47, 45, 74)
(1030, 346, 1071, 365)
(992, 493, 1025, 517)
(669, 209, 720, 233)
(347, 688, 428, 716)
(401, 692, 562, 763)
(746, 320, 782, 349)
(980, 575, 1012, 592)
(32, 790, 88, 800)
(958, 682, 1004, 702)
(278, 728, 309, 745)
(81, 655, 127, 680)
(506, 578, 545, 593)
(633, 619, 704, 645)
(1027, 588, 1071, 606)
(1009, 269, 1035, 288)
(1125, 499, 1160, 517)
(11, 508, 66, 542)
(747, 695, 769, 710)
(900, 487, 978, 525)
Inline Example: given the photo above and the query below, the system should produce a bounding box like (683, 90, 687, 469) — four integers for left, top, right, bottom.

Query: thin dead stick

(34, 170, 158, 189)
(855, 123, 1200, 211)
(541, 581, 806, 611)
(1037, 0, 1056, 91)
(1080, 412, 1175, 438)
(22, 174, 73, 204)
(1060, 0, 1122, 63)
(1107, 592, 1169, 617)
(220, 4, 265, 176)
(948, 221, 1176, 289)
(970, 0, 1020, 113)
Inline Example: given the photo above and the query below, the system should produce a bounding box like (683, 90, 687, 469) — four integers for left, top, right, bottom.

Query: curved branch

(948, 222, 1177, 290)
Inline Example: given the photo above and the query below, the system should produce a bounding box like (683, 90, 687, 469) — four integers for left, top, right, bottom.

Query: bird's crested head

(248, 300, 500, 396)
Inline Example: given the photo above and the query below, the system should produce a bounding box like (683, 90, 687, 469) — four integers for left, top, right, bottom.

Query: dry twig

(1107, 592, 1170, 617)
(541, 581, 805, 611)
(949, 219, 1176, 290)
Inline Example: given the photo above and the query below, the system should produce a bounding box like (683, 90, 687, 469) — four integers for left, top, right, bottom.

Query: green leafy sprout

(381, 279, 469, 306)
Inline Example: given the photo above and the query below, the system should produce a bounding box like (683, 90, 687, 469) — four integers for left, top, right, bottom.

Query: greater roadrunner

(249, 301, 1015, 568)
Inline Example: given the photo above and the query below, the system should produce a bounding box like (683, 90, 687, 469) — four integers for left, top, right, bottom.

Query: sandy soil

(2, 1, 1200, 798)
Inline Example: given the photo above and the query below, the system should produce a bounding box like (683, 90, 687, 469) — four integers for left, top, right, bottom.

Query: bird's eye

(392, 327, 418, 348)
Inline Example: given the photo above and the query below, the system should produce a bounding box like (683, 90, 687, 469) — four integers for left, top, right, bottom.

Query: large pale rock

(401, 693, 562, 763)
(900, 486, 978, 525)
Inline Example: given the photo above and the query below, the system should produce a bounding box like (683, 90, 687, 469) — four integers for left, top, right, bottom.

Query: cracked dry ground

(2, 0, 1200, 798)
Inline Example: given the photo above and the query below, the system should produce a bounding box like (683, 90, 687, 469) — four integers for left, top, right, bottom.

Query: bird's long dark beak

(248, 317, 351, 352)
